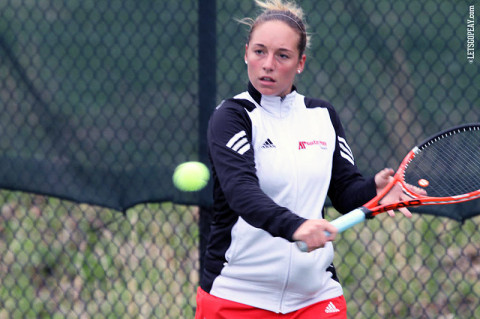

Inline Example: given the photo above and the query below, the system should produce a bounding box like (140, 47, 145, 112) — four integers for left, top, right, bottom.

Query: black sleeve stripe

(226, 130, 251, 155)
(338, 136, 355, 165)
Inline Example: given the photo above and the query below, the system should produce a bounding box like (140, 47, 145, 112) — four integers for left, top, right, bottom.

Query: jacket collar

(247, 82, 298, 118)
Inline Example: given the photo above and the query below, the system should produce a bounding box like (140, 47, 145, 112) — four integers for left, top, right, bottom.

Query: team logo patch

(298, 140, 327, 150)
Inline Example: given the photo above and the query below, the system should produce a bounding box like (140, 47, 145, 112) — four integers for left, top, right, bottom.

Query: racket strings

(404, 127, 480, 197)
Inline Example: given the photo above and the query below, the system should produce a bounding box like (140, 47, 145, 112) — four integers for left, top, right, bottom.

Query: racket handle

(329, 207, 367, 232)
(296, 208, 367, 252)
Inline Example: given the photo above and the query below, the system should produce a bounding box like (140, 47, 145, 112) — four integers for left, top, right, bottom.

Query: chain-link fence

(1, 0, 479, 318)
(0, 192, 199, 318)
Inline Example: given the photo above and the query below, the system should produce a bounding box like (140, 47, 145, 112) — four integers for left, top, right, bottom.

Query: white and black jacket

(201, 83, 376, 314)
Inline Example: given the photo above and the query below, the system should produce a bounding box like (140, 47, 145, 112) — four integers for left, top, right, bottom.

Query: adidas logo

(261, 138, 276, 149)
(325, 301, 340, 313)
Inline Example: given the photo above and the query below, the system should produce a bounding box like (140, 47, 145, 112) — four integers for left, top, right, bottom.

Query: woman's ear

(297, 54, 306, 74)
(244, 44, 249, 64)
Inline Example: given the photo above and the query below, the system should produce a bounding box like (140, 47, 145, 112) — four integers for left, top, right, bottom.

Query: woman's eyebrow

(251, 43, 294, 53)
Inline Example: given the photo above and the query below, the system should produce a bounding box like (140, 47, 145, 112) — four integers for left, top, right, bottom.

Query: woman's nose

(262, 54, 275, 71)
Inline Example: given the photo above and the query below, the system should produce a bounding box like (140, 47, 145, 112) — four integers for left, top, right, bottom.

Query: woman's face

(245, 20, 306, 97)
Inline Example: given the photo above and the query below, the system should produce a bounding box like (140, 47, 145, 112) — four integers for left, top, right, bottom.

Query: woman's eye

(255, 50, 264, 55)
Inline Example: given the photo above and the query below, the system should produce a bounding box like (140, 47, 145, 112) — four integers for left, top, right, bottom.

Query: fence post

(198, 0, 216, 282)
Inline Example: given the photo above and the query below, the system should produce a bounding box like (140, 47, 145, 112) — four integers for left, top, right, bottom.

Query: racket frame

(296, 123, 480, 252)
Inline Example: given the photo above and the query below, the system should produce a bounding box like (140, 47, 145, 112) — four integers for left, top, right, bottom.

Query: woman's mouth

(259, 76, 275, 82)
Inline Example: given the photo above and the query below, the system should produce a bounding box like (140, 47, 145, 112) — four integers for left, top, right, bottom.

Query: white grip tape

(330, 208, 366, 233)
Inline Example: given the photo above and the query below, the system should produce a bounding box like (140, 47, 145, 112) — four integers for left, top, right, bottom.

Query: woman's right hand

(292, 219, 338, 252)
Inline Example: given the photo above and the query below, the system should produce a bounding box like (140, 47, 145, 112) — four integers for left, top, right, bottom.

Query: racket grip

(329, 208, 367, 233)
(296, 208, 367, 252)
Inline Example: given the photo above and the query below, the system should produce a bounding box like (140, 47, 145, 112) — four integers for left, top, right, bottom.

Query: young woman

(196, 1, 413, 318)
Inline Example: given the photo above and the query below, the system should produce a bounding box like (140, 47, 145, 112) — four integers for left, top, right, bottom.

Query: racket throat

(369, 199, 422, 217)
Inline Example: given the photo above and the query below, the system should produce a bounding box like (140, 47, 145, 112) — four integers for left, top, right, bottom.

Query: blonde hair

(239, 0, 311, 57)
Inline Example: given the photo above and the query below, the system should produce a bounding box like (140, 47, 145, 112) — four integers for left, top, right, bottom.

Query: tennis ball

(173, 161, 210, 192)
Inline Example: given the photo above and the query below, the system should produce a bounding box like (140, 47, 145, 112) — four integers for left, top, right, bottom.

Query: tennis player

(196, 0, 413, 317)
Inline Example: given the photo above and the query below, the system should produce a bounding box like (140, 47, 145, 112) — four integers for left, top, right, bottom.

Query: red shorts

(195, 287, 347, 319)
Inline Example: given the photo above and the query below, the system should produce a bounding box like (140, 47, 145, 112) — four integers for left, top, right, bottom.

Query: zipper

(277, 109, 299, 313)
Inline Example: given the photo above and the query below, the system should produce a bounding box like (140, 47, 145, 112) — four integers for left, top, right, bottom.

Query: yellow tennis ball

(173, 161, 210, 192)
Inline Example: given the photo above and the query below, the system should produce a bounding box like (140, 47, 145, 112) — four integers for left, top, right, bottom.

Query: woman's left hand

(374, 168, 427, 218)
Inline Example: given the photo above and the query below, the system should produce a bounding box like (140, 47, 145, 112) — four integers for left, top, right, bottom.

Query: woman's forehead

(249, 20, 300, 50)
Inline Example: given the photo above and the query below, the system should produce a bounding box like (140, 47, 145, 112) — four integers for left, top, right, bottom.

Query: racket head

(403, 123, 480, 198)
(366, 123, 480, 216)
(297, 124, 480, 252)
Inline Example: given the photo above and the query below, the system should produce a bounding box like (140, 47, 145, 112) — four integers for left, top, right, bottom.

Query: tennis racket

(297, 123, 480, 252)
